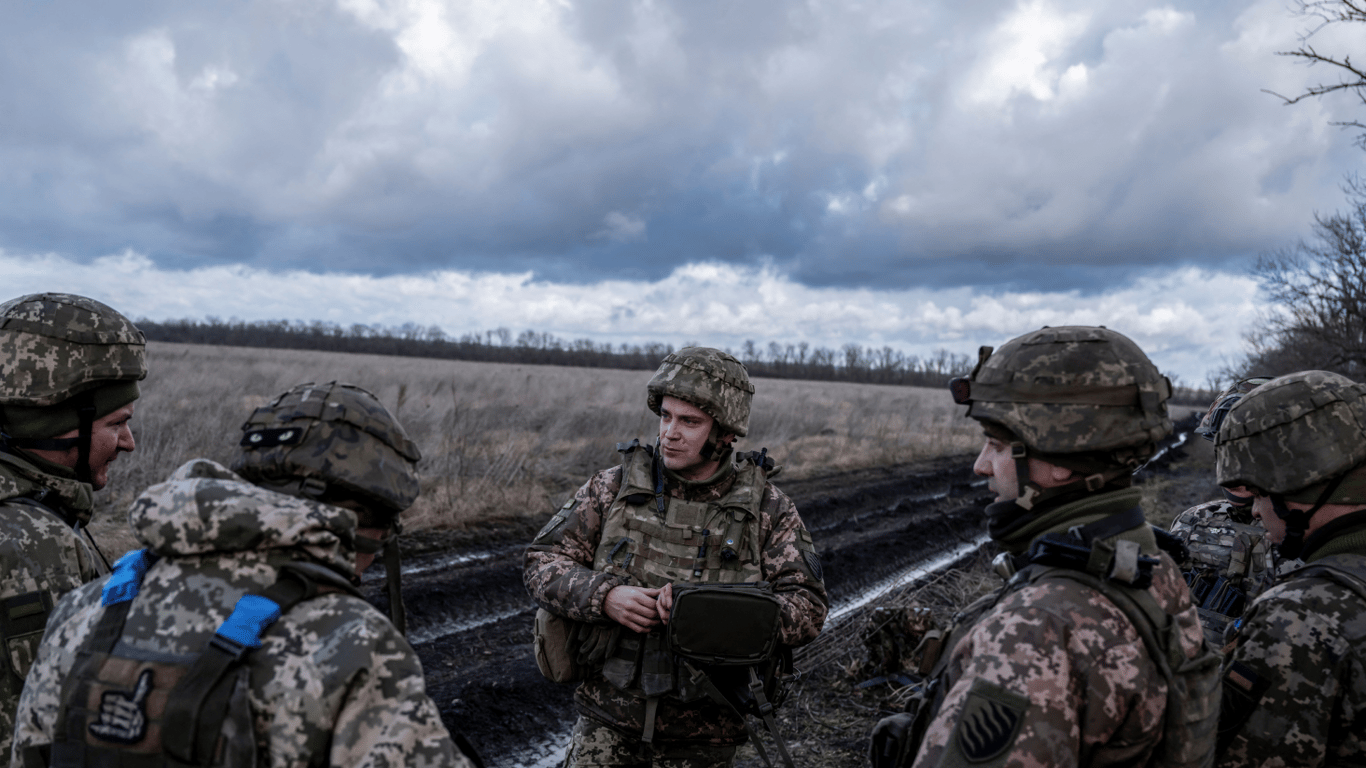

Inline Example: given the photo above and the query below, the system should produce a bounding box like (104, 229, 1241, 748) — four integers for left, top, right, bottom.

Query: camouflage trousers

(563, 716, 737, 768)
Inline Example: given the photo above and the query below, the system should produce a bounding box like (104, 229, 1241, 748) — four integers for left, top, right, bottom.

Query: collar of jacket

(127, 458, 357, 580)
(990, 486, 1153, 555)
(1301, 508, 1366, 562)
(0, 448, 93, 526)
(660, 445, 737, 496)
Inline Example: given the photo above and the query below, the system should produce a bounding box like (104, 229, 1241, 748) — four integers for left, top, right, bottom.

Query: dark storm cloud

(0, 0, 1358, 291)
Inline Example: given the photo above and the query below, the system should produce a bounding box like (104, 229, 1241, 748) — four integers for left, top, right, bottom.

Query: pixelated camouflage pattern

(0, 453, 107, 759)
(524, 450, 826, 745)
(1217, 370, 1366, 498)
(1216, 551, 1366, 768)
(912, 490, 1206, 768)
(1170, 499, 1274, 647)
(1195, 378, 1273, 442)
(11, 458, 471, 768)
(0, 293, 146, 407)
(232, 381, 422, 516)
(563, 714, 737, 768)
(964, 326, 1172, 461)
(647, 348, 755, 437)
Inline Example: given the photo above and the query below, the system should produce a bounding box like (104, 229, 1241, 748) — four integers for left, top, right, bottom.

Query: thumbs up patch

(89, 668, 153, 744)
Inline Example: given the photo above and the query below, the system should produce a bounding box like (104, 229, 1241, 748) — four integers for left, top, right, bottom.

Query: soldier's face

(973, 436, 1074, 502)
(32, 403, 136, 490)
(658, 396, 717, 474)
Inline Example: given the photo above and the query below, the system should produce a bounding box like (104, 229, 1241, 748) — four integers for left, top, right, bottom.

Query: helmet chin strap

(698, 423, 726, 462)
(1270, 473, 1348, 560)
(1010, 441, 1125, 511)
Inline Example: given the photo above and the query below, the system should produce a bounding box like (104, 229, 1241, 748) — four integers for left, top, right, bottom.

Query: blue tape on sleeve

(215, 594, 283, 649)
(100, 549, 158, 606)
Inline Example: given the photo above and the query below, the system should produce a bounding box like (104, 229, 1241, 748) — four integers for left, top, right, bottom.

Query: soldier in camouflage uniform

(0, 293, 145, 757)
(1213, 370, 1366, 767)
(11, 381, 478, 768)
(524, 348, 827, 768)
(892, 326, 1215, 768)
(1169, 377, 1275, 648)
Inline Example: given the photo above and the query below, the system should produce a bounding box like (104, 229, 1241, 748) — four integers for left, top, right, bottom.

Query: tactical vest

(592, 443, 771, 728)
(29, 549, 356, 768)
(1174, 509, 1272, 647)
(882, 512, 1221, 768)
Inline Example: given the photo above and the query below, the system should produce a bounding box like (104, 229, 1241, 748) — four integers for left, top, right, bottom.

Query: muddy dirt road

(361, 452, 992, 766)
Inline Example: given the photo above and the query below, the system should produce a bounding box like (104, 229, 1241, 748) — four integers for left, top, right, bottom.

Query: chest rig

(591, 442, 771, 742)
(1176, 513, 1272, 647)
(31, 550, 355, 768)
(592, 441, 766, 589)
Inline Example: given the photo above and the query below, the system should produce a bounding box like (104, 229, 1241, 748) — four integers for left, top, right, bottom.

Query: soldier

(880, 326, 1217, 768)
(0, 293, 145, 756)
(524, 347, 827, 768)
(11, 381, 479, 768)
(1170, 377, 1276, 648)
(1213, 370, 1366, 767)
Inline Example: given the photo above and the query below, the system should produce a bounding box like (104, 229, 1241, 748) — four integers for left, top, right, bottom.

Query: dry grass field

(96, 342, 981, 538)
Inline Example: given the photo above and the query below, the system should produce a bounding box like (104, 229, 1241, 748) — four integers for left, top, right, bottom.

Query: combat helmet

(949, 326, 1173, 508)
(1216, 370, 1366, 558)
(0, 293, 147, 484)
(232, 381, 422, 520)
(1195, 377, 1273, 442)
(647, 347, 755, 437)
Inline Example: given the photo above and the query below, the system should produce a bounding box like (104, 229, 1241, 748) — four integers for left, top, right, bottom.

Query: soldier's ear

(718, 432, 737, 446)
(1043, 462, 1074, 485)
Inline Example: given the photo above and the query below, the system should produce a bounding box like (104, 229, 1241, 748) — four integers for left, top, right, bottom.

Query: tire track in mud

(363, 453, 992, 767)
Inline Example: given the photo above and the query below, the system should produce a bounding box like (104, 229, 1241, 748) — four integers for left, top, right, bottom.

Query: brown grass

(95, 342, 981, 535)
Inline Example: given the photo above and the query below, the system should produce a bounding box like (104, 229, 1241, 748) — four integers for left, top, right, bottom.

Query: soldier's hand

(656, 582, 673, 624)
(604, 585, 662, 633)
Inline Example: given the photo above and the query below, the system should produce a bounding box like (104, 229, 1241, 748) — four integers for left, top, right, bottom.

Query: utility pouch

(532, 608, 587, 684)
(668, 582, 781, 665)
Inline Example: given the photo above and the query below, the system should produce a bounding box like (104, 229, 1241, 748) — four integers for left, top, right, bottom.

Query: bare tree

(1265, 0, 1366, 146)
(1247, 180, 1366, 378)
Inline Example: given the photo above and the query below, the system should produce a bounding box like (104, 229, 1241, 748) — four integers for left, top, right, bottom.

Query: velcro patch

(240, 427, 306, 448)
(88, 668, 153, 745)
(803, 550, 824, 583)
(950, 678, 1028, 764)
(534, 499, 579, 544)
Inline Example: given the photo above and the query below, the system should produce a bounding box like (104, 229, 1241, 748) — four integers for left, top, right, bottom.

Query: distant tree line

(136, 317, 977, 387)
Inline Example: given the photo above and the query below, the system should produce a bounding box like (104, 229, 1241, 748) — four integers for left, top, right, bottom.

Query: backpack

(28, 549, 357, 768)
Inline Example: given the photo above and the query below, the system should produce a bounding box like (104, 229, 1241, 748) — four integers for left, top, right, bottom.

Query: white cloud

(1, 249, 1258, 383)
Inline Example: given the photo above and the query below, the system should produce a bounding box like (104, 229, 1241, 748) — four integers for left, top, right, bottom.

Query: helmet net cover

(0, 293, 147, 407)
(646, 347, 755, 437)
(232, 382, 422, 517)
(1216, 370, 1366, 498)
(963, 326, 1173, 465)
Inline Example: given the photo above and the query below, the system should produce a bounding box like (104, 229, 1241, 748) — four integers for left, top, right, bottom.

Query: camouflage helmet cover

(231, 382, 422, 517)
(647, 347, 755, 436)
(1215, 370, 1366, 498)
(1195, 376, 1273, 442)
(957, 326, 1173, 464)
(0, 292, 147, 407)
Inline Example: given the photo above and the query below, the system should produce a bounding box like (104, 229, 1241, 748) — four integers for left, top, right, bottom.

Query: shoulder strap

(162, 562, 357, 765)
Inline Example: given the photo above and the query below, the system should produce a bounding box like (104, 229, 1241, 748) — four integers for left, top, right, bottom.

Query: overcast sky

(1, 0, 1361, 383)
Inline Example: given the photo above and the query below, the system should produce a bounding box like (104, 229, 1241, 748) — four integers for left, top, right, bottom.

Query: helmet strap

(1271, 472, 1350, 560)
(1221, 487, 1255, 508)
(74, 393, 96, 485)
(1011, 441, 1032, 507)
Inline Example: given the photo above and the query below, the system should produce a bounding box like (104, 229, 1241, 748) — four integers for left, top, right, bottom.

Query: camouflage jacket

(0, 450, 107, 759)
(1215, 525, 1366, 768)
(10, 458, 472, 768)
(1170, 498, 1274, 647)
(912, 488, 1206, 768)
(523, 448, 827, 745)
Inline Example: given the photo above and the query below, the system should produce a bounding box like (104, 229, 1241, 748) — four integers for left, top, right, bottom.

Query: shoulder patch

(534, 498, 579, 544)
(949, 678, 1028, 765)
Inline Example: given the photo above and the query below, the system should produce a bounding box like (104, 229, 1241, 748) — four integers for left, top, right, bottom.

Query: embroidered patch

(88, 668, 154, 744)
(952, 678, 1028, 763)
(804, 550, 824, 583)
(534, 499, 579, 544)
